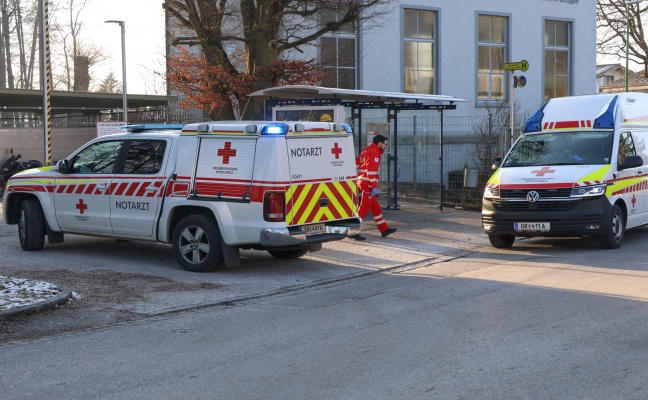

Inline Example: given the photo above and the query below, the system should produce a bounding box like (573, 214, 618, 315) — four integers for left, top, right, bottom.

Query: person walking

(349, 134, 397, 240)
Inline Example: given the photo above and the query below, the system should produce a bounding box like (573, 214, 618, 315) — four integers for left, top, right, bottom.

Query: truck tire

(488, 234, 515, 249)
(600, 204, 625, 249)
(19, 199, 45, 251)
(267, 248, 309, 259)
(172, 215, 224, 272)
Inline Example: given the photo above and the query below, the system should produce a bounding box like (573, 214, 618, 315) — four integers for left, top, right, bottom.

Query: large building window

(544, 20, 570, 100)
(478, 15, 507, 101)
(320, 5, 356, 89)
(404, 9, 436, 94)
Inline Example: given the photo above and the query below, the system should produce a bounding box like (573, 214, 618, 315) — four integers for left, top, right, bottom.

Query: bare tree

(597, 0, 648, 76)
(54, 0, 107, 91)
(163, 0, 396, 119)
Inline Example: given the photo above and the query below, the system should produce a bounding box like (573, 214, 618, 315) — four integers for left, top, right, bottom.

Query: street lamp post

(626, 0, 646, 92)
(105, 20, 127, 121)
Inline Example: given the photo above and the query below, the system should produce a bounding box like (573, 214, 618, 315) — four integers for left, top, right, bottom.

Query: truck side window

(619, 132, 636, 164)
(71, 141, 123, 174)
(123, 140, 167, 174)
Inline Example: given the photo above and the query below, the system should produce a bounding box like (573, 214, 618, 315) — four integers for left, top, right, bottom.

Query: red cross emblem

(217, 142, 237, 164)
(530, 166, 556, 177)
(76, 199, 88, 215)
(632, 194, 637, 207)
(331, 143, 343, 159)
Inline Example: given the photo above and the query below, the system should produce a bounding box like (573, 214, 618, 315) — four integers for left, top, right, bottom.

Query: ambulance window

(618, 132, 636, 164)
(123, 140, 167, 174)
(70, 141, 123, 174)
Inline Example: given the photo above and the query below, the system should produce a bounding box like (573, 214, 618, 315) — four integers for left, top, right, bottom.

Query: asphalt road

(3, 203, 648, 398)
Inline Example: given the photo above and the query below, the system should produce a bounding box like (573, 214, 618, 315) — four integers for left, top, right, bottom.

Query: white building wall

(360, 0, 596, 118)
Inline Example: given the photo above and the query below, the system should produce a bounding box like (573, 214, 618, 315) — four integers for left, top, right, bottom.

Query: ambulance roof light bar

(524, 102, 548, 133)
(260, 123, 289, 135)
(122, 124, 184, 132)
(593, 95, 618, 129)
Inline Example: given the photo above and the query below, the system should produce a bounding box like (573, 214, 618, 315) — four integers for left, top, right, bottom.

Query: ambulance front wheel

(19, 199, 45, 251)
(488, 234, 515, 249)
(600, 204, 625, 249)
(267, 248, 309, 259)
(172, 215, 224, 272)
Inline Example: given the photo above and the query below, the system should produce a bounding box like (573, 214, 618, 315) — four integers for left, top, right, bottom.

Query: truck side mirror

(56, 159, 69, 173)
(491, 156, 502, 171)
(618, 155, 643, 171)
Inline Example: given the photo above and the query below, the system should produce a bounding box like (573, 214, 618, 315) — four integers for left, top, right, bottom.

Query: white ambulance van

(483, 92, 648, 249)
(3, 121, 361, 272)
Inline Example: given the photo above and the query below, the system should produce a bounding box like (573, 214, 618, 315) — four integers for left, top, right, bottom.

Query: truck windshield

(502, 131, 614, 167)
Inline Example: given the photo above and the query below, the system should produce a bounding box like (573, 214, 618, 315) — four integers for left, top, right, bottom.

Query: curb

(0, 288, 73, 322)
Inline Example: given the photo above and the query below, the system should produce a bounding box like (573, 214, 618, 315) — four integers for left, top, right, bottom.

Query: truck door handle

(145, 184, 158, 192)
(97, 183, 108, 191)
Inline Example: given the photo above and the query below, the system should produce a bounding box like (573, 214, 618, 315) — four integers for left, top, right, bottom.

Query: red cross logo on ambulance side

(217, 142, 237, 164)
(331, 143, 342, 159)
(76, 199, 88, 215)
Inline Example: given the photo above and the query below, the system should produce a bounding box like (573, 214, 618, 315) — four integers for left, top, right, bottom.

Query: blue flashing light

(260, 123, 289, 136)
(122, 124, 184, 132)
(524, 101, 548, 133)
(342, 124, 352, 133)
(593, 95, 618, 129)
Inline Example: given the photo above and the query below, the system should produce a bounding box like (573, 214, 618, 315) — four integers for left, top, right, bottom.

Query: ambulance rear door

(285, 133, 357, 229)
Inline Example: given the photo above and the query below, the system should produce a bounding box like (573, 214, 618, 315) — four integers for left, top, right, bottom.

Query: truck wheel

(267, 248, 309, 259)
(172, 215, 224, 272)
(600, 204, 625, 249)
(19, 199, 45, 251)
(488, 234, 515, 249)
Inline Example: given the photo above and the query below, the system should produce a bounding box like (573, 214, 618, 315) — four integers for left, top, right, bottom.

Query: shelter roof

(249, 85, 466, 106)
(0, 88, 176, 113)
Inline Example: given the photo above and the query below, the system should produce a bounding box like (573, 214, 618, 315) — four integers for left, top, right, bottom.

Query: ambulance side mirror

(618, 155, 643, 171)
(491, 156, 502, 171)
(56, 159, 69, 173)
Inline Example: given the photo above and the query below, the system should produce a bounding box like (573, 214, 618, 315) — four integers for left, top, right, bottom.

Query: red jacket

(356, 142, 384, 192)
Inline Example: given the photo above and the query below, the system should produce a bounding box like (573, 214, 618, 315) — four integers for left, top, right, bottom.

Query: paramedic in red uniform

(349, 134, 397, 241)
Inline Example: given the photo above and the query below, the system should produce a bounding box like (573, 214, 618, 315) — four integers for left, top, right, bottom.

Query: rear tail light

(264, 191, 285, 222)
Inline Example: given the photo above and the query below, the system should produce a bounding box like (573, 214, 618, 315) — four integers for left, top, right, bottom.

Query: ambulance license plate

(514, 222, 550, 232)
(302, 223, 325, 235)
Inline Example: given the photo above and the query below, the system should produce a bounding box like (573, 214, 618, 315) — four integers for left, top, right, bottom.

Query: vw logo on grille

(527, 191, 540, 203)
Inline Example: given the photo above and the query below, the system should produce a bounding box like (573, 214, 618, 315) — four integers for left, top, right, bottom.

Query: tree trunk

(2, 0, 14, 89)
(73, 55, 90, 91)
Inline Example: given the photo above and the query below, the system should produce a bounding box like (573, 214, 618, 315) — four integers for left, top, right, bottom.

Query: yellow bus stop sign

(504, 60, 529, 71)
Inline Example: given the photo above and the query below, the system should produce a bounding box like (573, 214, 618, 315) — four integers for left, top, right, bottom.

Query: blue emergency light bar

(260, 123, 289, 135)
(122, 124, 185, 132)
(524, 102, 548, 133)
(593, 95, 618, 129)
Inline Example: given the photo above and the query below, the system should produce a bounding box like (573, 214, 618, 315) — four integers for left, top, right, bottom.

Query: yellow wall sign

(504, 60, 529, 71)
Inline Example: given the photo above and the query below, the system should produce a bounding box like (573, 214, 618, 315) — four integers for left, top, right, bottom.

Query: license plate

(302, 223, 325, 235)
(514, 222, 550, 232)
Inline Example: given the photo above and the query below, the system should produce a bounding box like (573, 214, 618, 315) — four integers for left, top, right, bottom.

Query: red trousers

(357, 190, 389, 233)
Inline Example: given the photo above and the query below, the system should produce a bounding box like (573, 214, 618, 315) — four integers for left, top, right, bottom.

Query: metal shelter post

(387, 107, 399, 210)
(439, 108, 444, 212)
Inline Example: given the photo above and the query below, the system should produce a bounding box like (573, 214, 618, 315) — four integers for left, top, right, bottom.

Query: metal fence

(361, 114, 509, 211)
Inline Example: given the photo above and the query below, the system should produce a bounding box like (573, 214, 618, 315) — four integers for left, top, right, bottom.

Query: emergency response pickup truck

(3, 121, 361, 272)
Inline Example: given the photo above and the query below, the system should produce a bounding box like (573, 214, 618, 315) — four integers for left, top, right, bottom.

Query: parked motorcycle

(0, 148, 44, 197)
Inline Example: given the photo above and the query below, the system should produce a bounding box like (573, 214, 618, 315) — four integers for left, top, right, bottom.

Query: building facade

(317, 0, 596, 119)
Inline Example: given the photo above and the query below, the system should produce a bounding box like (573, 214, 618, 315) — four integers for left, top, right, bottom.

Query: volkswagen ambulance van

(482, 92, 648, 249)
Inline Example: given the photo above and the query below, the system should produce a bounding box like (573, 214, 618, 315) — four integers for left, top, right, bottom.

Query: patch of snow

(0, 275, 62, 310)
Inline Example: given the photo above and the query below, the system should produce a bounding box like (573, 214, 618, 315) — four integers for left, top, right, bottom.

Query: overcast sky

(69, 0, 166, 94)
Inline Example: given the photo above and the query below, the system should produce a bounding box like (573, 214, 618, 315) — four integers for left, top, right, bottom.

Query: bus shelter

(250, 85, 466, 210)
